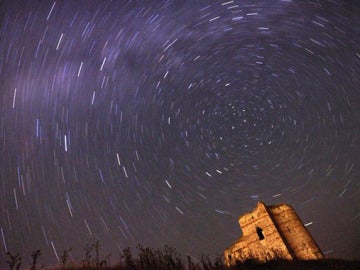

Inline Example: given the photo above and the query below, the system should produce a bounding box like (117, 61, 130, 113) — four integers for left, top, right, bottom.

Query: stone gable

(224, 201, 324, 266)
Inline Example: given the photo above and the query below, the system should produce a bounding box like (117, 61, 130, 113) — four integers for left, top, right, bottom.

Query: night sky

(0, 0, 359, 266)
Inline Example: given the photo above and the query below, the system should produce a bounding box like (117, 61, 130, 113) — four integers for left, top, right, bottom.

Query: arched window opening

(256, 226, 265, 240)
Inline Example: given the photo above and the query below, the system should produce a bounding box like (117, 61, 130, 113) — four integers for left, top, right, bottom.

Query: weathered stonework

(224, 201, 324, 266)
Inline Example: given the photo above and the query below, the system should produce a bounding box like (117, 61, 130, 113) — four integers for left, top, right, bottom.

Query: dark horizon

(0, 0, 359, 267)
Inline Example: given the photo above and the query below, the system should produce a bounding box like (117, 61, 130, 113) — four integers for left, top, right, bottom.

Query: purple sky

(0, 0, 359, 266)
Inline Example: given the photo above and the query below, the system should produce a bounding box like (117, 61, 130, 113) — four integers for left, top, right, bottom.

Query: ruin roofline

(224, 201, 324, 266)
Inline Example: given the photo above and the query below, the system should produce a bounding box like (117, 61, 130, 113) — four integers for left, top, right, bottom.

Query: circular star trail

(0, 0, 359, 265)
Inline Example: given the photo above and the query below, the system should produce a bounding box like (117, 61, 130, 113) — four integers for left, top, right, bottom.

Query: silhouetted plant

(99, 252, 111, 268)
(30, 250, 41, 270)
(213, 253, 224, 269)
(82, 243, 94, 267)
(200, 255, 214, 270)
(137, 244, 157, 269)
(60, 248, 72, 269)
(187, 255, 201, 270)
(121, 247, 136, 270)
(5, 251, 22, 270)
(4, 243, 360, 270)
(94, 240, 101, 267)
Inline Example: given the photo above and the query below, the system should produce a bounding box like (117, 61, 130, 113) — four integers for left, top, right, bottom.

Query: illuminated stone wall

(224, 202, 324, 266)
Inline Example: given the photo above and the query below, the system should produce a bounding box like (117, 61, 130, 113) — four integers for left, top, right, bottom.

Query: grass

(4, 241, 360, 270)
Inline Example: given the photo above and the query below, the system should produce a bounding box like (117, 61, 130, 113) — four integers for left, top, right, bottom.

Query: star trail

(0, 0, 359, 266)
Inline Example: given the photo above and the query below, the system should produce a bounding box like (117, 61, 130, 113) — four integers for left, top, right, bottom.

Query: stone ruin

(224, 201, 324, 266)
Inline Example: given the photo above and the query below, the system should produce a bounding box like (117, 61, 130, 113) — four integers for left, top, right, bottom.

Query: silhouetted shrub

(30, 250, 41, 270)
(5, 252, 22, 270)
(3, 242, 360, 270)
